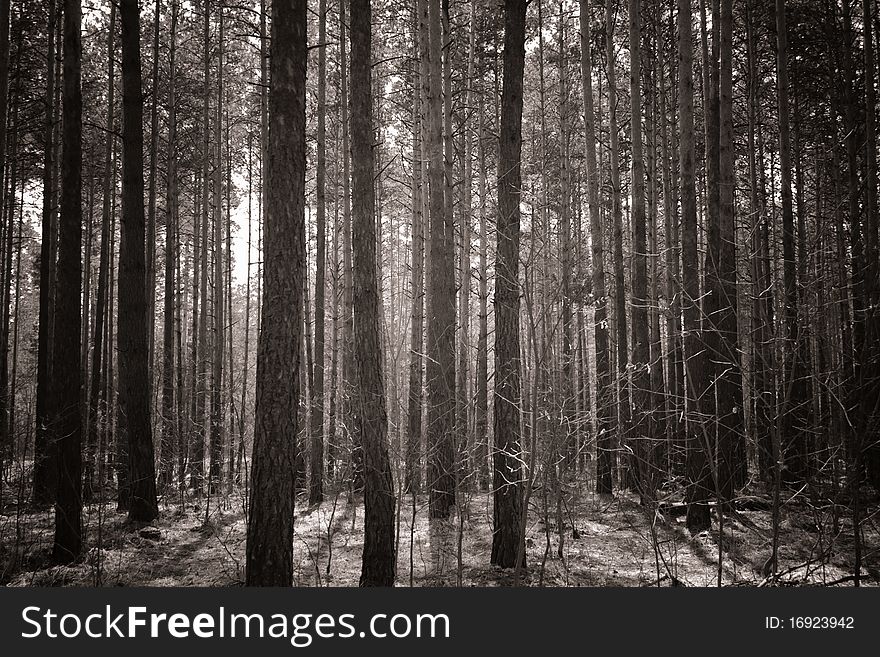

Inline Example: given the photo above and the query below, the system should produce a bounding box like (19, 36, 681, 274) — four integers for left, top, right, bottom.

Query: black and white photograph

(0, 0, 878, 630)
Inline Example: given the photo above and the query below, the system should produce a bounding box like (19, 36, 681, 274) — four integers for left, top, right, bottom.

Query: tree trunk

(351, 0, 396, 586)
(861, 0, 880, 489)
(327, 108, 340, 483)
(193, 2, 211, 494)
(7, 166, 22, 496)
(776, 0, 808, 483)
(746, 0, 773, 483)
(53, 0, 84, 563)
(238, 129, 254, 485)
(225, 107, 235, 489)
(629, 0, 653, 500)
(607, 0, 629, 478)
(340, 0, 358, 491)
(159, 0, 180, 492)
(715, 0, 745, 495)
(84, 3, 116, 503)
(660, 5, 683, 478)
(146, 0, 160, 390)
(119, 0, 158, 523)
(645, 4, 666, 481)
(107, 146, 120, 502)
(492, 0, 526, 569)
(458, 0, 476, 490)
(310, 0, 328, 506)
(425, 0, 456, 520)
(2, 39, 22, 505)
(0, 0, 12, 468)
(245, 0, 305, 587)
(210, 6, 225, 493)
(580, 0, 612, 495)
(559, 1, 574, 473)
(475, 86, 489, 493)
(407, 0, 426, 494)
(33, 0, 59, 506)
(680, 0, 711, 533)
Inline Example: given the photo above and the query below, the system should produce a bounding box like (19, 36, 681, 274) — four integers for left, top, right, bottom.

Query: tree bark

(492, 0, 526, 569)
(407, 0, 426, 494)
(746, 0, 773, 483)
(629, 0, 653, 499)
(159, 0, 180, 492)
(559, 0, 574, 472)
(716, 0, 745, 494)
(193, 2, 211, 494)
(84, 2, 116, 503)
(776, 0, 808, 483)
(310, 0, 328, 506)
(33, 0, 59, 506)
(210, 5, 225, 493)
(426, 0, 456, 519)
(680, 0, 711, 533)
(53, 0, 84, 562)
(146, 0, 161, 389)
(660, 5, 683, 478)
(0, 0, 12, 466)
(607, 0, 629, 475)
(475, 85, 489, 493)
(119, 0, 158, 523)
(245, 0, 306, 587)
(458, 0, 476, 490)
(351, 0, 396, 586)
(580, 0, 612, 495)
(861, 0, 880, 489)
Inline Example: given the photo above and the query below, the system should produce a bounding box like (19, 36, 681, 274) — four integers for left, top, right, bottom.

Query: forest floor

(2, 469, 879, 587)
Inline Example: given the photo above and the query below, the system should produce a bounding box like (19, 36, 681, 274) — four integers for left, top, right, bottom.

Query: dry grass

(3, 470, 877, 587)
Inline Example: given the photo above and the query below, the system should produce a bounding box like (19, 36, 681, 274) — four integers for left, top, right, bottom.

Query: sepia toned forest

(0, 0, 878, 587)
